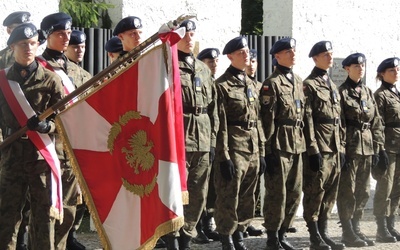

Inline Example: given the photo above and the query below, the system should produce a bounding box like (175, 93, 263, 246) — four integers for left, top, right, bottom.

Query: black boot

(387, 215, 400, 241)
(220, 234, 235, 250)
(266, 230, 283, 250)
(16, 227, 28, 250)
(351, 217, 375, 246)
(318, 220, 345, 250)
(340, 219, 367, 247)
(376, 216, 397, 243)
(202, 214, 220, 241)
(306, 221, 331, 250)
(192, 219, 210, 244)
(179, 229, 192, 250)
(165, 236, 179, 250)
(278, 227, 297, 250)
(246, 225, 264, 236)
(233, 230, 248, 250)
(67, 231, 86, 250)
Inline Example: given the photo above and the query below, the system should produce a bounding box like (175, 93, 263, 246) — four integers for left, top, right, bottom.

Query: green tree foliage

(59, 0, 114, 28)
(241, 0, 263, 35)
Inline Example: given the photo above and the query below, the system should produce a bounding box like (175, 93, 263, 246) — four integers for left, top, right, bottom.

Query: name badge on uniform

(247, 88, 255, 103)
(295, 99, 301, 113)
(194, 77, 202, 92)
(332, 91, 338, 104)
(361, 100, 368, 112)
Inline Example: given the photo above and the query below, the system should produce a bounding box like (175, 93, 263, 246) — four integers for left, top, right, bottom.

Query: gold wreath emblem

(107, 110, 157, 197)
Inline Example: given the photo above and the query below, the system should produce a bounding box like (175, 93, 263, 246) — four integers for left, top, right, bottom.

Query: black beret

(223, 36, 248, 55)
(270, 37, 296, 55)
(41, 12, 72, 37)
(179, 20, 196, 32)
(197, 48, 220, 60)
(105, 36, 123, 53)
(113, 16, 142, 36)
(342, 53, 366, 68)
(249, 49, 257, 60)
(69, 30, 86, 45)
(3, 11, 31, 27)
(7, 22, 38, 46)
(377, 57, 400, 73)
(272, 57, 277, 67)
(309, 40, 333, 57)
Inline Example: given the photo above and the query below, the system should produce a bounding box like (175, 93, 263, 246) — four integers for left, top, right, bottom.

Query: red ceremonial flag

(55, 27, 187, 249)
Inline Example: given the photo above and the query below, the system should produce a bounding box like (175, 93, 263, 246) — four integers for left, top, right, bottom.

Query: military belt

(275, 118, 304, 128)
(346, 120, 371, 131)
(314, 117, 340, 126)
(5, 127, 28, 139)
(227, 120, 257, 130)
(183, 106, 208, 115)
(385, 122, 400, 128)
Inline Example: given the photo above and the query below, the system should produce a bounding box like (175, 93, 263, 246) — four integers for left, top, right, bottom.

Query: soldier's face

(246, 58, 258, 77)
(228, 47, 250, 70)
(47, 29, 72, 52)
(314, 51, 333, 70)
(65, 43, 85, 63)
(11, 36, 39, 66)
(177, 31, 195, 53)
(381, 67, 399, 84)
(202, 58, 218, 75)
(345, 64, 365, 80)
(118, 28, 142, 51)
(275, 48, 296, 68)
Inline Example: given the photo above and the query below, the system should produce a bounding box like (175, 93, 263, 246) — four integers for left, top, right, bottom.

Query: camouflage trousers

(302, 152, 340, 223)
(180, 151, 211, 238)
(263, 151, 302, 231)
(54, 161, 80, 249)
(373, 152, 400, 217)
(0, 160, 56, 250)
(337, 154, 371, 221)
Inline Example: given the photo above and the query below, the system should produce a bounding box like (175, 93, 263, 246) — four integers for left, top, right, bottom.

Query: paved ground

(76, 209, 400, 249)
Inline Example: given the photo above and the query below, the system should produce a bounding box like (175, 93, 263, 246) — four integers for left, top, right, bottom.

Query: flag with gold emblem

(55, 27, 187, 250)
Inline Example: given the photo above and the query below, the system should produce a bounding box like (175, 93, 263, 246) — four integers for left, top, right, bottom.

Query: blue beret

(179, 20, 196, 32)
(3, 11, 31, 27)
(105, 36, 123, 53)
(69, 30, 86, 45)
(377, 57, 400, 72)
(223, 36, 248, 55)
(342, 53, 366, 68)
(41, 12, 72, 37)
(309, 40, 332, 57)
(249, 49, 257, 60)
(197, 48, 220, 60)
(7, 23, 38, 46)
(113, 16, 142, 36)
(270, 37, 296, 55)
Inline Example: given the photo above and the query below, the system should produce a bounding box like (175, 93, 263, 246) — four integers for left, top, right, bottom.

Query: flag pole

(0, 14, 196, 150)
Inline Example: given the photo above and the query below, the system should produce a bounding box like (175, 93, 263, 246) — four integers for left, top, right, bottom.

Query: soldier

(373, 57, 400, 243)
(0, 22, 64, 249)
(113, 16, 143, 56)
(337, 52, 387, 247)
(105, 36, 123, 64)
(165, 19, 219, 250)
(214, 36, 266, 250)
(197, 48, 220, 78)
(260, 37, 305, 250)
(302, 41, 345, 250)
(39, 12, 90, 249)
(0, 11, 31, 69)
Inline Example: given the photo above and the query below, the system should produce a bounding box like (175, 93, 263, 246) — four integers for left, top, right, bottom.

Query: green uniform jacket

(215, 69, 265, 161)
(0, 47, 15, 70)
(179, 58, 219, 152)
(374, 82, 400, 154)
(260, 68, 307, 155)
(339, 77, 384, 155)
(303, 68, 345, 155)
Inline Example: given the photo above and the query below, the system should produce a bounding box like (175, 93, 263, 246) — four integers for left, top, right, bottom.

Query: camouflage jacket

(0, 47, 14, 70)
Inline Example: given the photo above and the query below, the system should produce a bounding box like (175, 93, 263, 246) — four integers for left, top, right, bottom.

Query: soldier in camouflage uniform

(165, 20, 219, 250)
(373, 57, 400, 243)
(114, 16, 143, 57)
(260, 37, 305, 250)
(39, 12, 91, 250)
(0, 22, 64, 250)
(0, 11, 31, 70)
(214, 36, 266, 250)
(302, 41, 345, 250)
(337, 52, 387, 247)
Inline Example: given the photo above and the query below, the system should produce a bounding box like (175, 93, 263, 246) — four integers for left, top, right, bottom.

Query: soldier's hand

(209, 147, 215, 164)
(219, 159, 235, 181)
(27, 115, 51, 134)
(265, 153, 278, 176)
(258, 157, 267, 176)
(308, 153, 323, 172)
(378, 150, 389, 171)
(340, 152, 346, 169)
(372, 154, 380, 168)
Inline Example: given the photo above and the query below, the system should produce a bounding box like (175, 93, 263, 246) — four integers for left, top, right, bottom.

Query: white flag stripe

(59, 101, 111, 151)
(137, 45, 170, 123)
(103, 185, 141, 250)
